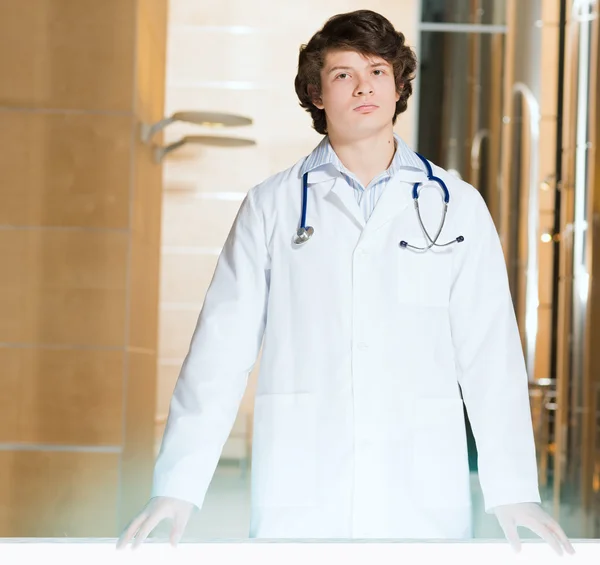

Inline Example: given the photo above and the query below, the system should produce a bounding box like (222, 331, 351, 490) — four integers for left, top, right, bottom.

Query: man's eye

(373, 70, 383, 75)
(337, 73, 348, 79)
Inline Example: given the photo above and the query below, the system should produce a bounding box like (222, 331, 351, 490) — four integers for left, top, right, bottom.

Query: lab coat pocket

(397, 248, 452, 307)
(411, 398, 471, 509)
(251, 392, 318, 508)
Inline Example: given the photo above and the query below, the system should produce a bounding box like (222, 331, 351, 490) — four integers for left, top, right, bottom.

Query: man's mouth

(354, 104, 379, 112)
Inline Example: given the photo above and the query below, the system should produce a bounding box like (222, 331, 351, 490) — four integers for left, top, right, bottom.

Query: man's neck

(328, 129, 397, 187)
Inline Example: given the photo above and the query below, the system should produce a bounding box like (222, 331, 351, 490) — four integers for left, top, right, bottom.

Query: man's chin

(327, 121, 392, 140)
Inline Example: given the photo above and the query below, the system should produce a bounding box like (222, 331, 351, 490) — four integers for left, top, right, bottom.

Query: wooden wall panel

(0, 229, 129, 346)
(0, 451, 119, 537)
(0, 112, 133, 228)
(0, 0, 168, 536)
(0, 347, 123, 445)
(0, 0, 136, 110)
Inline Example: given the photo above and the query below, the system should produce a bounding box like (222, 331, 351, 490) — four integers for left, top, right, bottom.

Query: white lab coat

(151, 150, 541, 539)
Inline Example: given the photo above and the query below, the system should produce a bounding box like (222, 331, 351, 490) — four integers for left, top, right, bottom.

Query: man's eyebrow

(327, 62, 389, 74)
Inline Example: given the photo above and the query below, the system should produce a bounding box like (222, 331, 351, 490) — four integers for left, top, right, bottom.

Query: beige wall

(0, 0, 167, 536)
(156, 0, 420, 447)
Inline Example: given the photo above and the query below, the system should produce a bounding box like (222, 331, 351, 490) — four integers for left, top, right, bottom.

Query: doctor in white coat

(117, 9, 573, 555)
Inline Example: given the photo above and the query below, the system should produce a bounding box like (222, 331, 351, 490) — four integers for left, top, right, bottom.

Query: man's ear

(396, 82, 403, 102)
(308, 84, 324, 110)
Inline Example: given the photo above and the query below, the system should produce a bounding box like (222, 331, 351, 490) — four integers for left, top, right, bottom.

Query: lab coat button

(357, 342, 369, 351)
(357, 248, 368, 256)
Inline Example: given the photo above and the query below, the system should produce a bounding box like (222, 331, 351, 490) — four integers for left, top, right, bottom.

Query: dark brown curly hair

(294, 10, 418, 135)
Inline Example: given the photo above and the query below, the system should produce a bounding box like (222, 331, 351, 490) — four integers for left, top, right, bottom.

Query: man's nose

(355, 81, 374, 95)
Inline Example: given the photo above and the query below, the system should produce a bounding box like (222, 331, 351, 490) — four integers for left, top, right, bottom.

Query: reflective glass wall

(416, 0, 600, 539)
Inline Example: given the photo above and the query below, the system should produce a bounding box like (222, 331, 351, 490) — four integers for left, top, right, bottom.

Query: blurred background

(0, 0, 599, 541)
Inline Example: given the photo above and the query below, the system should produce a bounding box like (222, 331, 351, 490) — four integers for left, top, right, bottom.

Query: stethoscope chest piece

(294, 225, 314, 245)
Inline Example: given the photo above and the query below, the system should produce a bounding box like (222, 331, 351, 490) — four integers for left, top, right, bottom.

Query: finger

(132, 512, 166, 550)
(545, 518, 576, 555)
(498, 517, 521, 554)
(520, 518, 563, 556)
(116, 513, 148, 550)
(169, 512, 189, 548)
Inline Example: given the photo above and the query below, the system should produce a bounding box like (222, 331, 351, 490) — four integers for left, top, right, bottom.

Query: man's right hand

(116, 496, 195, 550)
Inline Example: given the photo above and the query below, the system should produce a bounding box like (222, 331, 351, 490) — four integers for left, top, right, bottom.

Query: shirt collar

(299, 133, 426, 180)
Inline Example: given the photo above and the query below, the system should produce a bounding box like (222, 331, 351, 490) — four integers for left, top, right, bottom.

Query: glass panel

(421, 0, 507, 25)
(564, 10, 595, 528)
(416, 30, 505, 214)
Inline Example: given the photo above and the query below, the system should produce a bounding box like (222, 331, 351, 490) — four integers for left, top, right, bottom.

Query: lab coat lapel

(312, 167, 428, 235)
(361, 169, 427, 235)
(327, 176, 366, 230)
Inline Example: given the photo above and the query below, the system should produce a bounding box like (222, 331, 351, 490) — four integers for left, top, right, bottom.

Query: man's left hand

(492, 502, 575, 556)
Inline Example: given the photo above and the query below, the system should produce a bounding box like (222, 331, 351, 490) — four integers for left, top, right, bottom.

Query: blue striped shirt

(300, 133, 425, 222)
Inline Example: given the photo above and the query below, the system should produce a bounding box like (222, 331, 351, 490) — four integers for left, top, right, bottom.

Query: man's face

(313, 49, 400, 140)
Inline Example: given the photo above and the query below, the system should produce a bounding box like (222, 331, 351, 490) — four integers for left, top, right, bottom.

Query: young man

(117, 10, 573, 554)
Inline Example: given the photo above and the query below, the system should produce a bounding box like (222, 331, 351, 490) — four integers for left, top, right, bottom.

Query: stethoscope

(293, 152, 465, 251)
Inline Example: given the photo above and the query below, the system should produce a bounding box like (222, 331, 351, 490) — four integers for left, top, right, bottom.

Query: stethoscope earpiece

(399, 234, 465, 250)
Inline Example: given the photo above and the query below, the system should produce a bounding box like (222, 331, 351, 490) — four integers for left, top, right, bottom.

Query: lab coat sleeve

(150, 186, 270, 510)
(449, 190, 541, 513)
